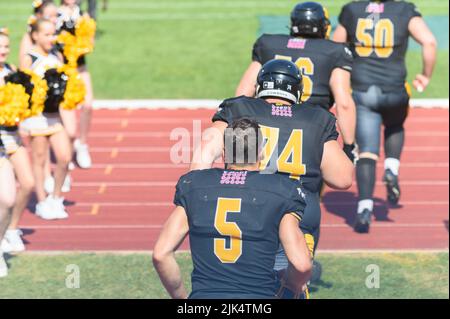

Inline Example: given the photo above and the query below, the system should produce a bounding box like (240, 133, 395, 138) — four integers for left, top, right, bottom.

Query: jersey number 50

(214, 198, 242, 263)
(355, 18, 395, 58)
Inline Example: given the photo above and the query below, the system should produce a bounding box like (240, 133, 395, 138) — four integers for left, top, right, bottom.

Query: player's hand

(413, 74, 430, 93)
(343, 143, 359, 165)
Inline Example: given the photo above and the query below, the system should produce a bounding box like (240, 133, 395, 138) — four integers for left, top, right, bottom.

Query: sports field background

(0, 0, 448, 299)
(1, 252, 448, 298)
(2, 0, 449, 99)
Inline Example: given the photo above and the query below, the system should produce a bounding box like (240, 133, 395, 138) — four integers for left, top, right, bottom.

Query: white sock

(357, 199, 373, 214)
(384, 158, 400, 175)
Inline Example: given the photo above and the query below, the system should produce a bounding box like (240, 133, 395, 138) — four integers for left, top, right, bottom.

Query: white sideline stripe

(19, 223, 447, 230)
(17, 249, 450, 255)
(71, 181, 449, 187)
(89, 162, 449, 168)
(71, 200, 449, 207)
(2, 1, 447, 10)
(92, 99, 449, 109)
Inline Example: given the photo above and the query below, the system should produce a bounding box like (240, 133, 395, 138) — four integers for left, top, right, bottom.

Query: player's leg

(30, 136, 50, 204)
(59, 108, 78, 192)
(4, 146, 35, 252)
(353, 87, 383, 233)
(381, 89, 410, 205)
(0, 157, 16, 277)
(75, 66, 93, 169)
(49, 129, 72, 202)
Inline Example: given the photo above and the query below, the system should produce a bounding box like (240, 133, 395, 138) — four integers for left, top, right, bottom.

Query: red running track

(18, 108, 449, 251)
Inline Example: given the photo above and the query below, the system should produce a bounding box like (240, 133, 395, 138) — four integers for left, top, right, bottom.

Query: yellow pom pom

(56, 16, 96, 68)
(21, 69, 47, 118)
(0, 83, 31, 127)
(57, 65, 86, 110)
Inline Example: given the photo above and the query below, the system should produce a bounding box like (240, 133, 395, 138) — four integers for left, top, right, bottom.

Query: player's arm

(235, 61, 262, 97)
(332, 24, 348, 43)
(408, 17, 437, 92)
(19, 34, 33, 69)
(152, 206, 189, 299)
(279, 214, 313, 293)
(330, 68, 356, 146)
(20, 52, 33, 70)
(321, 140, 353, 190)
(190, 120, 228, 171)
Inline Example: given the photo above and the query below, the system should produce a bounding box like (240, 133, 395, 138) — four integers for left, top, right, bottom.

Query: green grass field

(2, 0, 449, 99)
(0, 252, 448, 299)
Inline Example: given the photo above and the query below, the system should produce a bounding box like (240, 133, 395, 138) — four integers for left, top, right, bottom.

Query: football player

(333, 0, 437, 233)
(190, 60, 353, 293)
(154, 118, 312, 299)
(236, 1, 357, 162)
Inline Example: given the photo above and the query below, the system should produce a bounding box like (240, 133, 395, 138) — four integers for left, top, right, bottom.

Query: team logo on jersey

(287, 38, 306, 49)
(271, 105, 292, 117)
(220, 171, 247, 185)
(366, 3, 384, 13)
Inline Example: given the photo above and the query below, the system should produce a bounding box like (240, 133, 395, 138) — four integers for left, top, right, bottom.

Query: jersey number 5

(275, 55, 314, 103)
(214, 198, 242, 263)
(355, 18, 394, 58)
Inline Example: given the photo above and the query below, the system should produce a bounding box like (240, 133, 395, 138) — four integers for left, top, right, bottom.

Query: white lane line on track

(19, 223, 448, 230)
(91, 117, 449, 124)
(91, 99, 449, 109)
(69, 201, 449, 207)
(86, 146, 450, 153)
(88, 162, 449, 169)
(88, 131, 449, 137)
(71, 181, 449, 187)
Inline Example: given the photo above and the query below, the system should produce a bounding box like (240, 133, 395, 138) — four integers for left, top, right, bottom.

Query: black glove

(343, 143, 359, 165)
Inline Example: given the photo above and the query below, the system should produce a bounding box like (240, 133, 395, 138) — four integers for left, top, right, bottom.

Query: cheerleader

(19, 0, 59, 68)
(0, 147, 15, 278)
(21, 19, 72, 220)
(0, 29, 35, 252)
(0, 30, 17, 277)
(20, 0, 72, 195)
(58, 0, 94, 169)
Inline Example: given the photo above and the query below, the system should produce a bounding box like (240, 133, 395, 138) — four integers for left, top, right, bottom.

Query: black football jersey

(212, 96, 339, 193)
(174, 168, 305, 299)
(252, 34, 353, 109)
(338, 0, 421, 91)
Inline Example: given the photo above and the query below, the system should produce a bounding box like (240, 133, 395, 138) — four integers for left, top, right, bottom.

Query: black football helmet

(256, 59, 303, 104)
(290, 2, 331, 39)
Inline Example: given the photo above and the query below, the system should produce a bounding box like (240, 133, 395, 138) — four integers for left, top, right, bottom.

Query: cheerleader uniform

(0, 63, 24, 155)
(20, 50, 65, 137)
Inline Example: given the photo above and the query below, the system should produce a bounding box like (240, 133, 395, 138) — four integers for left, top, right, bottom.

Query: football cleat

(354, 209, 372, 233)
(383, 169, 401, 205)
